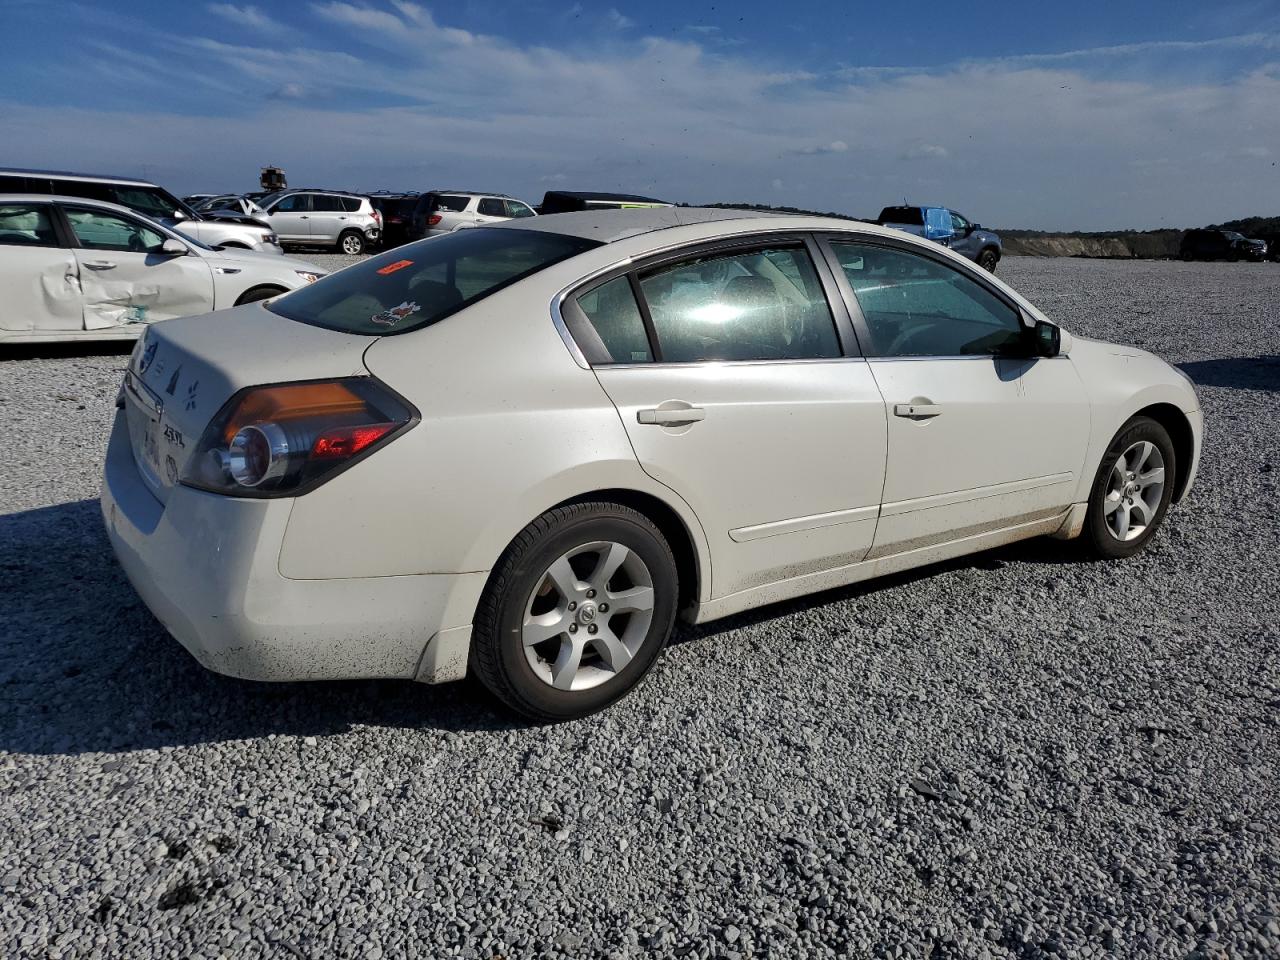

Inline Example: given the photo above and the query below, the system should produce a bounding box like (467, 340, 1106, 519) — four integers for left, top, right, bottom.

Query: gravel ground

(1, 256, 1278, 959)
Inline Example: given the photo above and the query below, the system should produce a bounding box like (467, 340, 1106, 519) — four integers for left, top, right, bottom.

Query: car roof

(544, 190, 668, 203)
(489, 206, 898, 244)
(0, 193, 174, 222)
(0, 166, 157, 187)
(429, 189, 516, 199)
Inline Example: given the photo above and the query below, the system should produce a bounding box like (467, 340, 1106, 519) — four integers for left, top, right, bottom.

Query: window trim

(814, 232, 1038, 360)
(0, 200, 68, 249)
(556, 231, 862, 368)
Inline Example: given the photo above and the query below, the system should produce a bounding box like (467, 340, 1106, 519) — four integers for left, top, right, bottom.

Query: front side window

(0, 203, 58, 246)
(505, 200, 535, 218)
(575, 276, 652, 364)
(478, 198, 506, 217)
(637, 245, 840, 362)
(272, 194, 310, 213)
(65, 207, 167, 252)
(831, 241, 1025, 358)
(949, 211, 970, 233)
(269, 227, 599, 336)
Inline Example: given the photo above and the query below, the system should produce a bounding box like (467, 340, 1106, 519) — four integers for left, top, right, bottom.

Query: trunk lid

(121, 302, 376, 504)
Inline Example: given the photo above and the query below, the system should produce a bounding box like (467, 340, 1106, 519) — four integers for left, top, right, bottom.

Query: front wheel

(470, 502, 679, 721)
(978, 249, 999, 273)
(1081, 416, 1177, 559)
(338, 231, 366, 255)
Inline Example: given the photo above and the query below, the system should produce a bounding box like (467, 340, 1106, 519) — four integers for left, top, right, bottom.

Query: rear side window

(878, 206, 924, 226)
(312, 195, 343, 212)
(576, 276, 652, 363)
(478, 198, 506, 217)
(637, 245, 840, 362)
(432, 194, 469, 213)
(269, 228, 600, 336)
(0, 203, 58, 246)
(341, 197, 362, 212)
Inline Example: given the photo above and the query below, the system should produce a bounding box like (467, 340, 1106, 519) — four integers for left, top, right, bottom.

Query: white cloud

(902, 143, 949, 161)
(607, 8, 634, 30)
(11, 12, 1280, 229)
(206, 3, 280, 30)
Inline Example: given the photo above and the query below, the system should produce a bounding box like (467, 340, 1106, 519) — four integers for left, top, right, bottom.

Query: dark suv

(369, 193, 420, 249)
(1180, 229, 1267, 262)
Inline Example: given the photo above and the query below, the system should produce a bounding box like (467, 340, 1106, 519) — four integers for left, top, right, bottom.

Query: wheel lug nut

(568, 601, 577, 611)
(586, 589, 596, 599)
(587, 624, 597, 634)
(569, 624, 577, 633)
(599, 603, 609, 612)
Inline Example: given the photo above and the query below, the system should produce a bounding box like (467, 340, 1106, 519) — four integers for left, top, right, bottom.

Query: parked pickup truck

(876, 205, 1002, 272)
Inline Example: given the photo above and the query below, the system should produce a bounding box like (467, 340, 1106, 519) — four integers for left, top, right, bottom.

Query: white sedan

(101, 209, 1201, 720)
(0, 195, 325, 344)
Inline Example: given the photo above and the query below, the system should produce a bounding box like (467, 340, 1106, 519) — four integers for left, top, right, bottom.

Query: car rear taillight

(428, 214, 442, 226)
(372, 210, 383, 227)
(181, 378, 416, 497)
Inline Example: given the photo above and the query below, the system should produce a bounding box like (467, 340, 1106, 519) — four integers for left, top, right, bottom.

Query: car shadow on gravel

(1, 342, 135, 362)
(0, 500, 524, 758)
(0, 499, 1113, 756)
(1178, 355, 1280, 392)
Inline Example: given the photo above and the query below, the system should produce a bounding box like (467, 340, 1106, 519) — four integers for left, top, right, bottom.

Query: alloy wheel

(1104, 440, 1166, 541)
(521, 541, 656, 691)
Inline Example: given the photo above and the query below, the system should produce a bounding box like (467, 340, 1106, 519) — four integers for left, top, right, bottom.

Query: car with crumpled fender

(102, 208, 1201, 721)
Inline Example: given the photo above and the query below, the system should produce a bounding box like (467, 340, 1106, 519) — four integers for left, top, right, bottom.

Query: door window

(575, 276, 652, 363)
(949, 211, 970, 234)
(637, 245, 840, 362)
(272, 194, 310, 212)
(0, 204, 58, 246)
(831, 242, 1025, 358)
(504, 200, 535, 218)
(311, 195, 344, 212)
(64, 207, 167, 252)
(477, 198, 506, 217)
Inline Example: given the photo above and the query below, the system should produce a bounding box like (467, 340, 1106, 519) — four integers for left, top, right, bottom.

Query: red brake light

(428, 214, 442, 226)
(312, 423, 395, 458)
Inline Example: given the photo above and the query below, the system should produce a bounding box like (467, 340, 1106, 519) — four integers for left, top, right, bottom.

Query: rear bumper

(101, 410, 482, 682)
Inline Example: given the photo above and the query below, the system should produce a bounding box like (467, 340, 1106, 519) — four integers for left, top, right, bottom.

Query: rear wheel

(234, 285, 286, 305)
(471, 502, 679, 721)
(338, 230, 365, 255)
(1081, 416, 1176, 559)
(978, 248, 999, 273)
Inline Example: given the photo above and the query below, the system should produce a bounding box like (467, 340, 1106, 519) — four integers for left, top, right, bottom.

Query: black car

(1180, 228, 1267, 262)
(369, 193, 421, 249)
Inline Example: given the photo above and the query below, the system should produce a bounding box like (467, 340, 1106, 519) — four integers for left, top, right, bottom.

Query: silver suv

(409, 191, 536, 240)
(259, 190, 381, 255)
(0, 168, 282, 254)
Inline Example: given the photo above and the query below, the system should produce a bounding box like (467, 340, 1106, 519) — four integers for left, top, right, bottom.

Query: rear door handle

(894, 402, 942, 419)
(638, 407, 705, 425)
(83, 260, 116, 270)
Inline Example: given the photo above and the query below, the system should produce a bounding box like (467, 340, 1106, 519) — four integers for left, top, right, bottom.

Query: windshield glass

(268, 227, 599, 336)
(1225, 232, 1245, 240)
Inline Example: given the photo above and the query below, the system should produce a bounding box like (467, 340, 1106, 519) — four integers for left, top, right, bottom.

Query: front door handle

(638, 406, 705, 426)
(83, 260, 117, 270)
(894, 402, 942, 419)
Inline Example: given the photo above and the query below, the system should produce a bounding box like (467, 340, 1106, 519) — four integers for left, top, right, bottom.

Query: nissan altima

(101, 209, 1201, 720)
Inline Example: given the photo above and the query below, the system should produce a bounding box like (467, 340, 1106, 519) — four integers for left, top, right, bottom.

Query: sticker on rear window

(376, 259, 414, 275)
(370, 301, 421, 326)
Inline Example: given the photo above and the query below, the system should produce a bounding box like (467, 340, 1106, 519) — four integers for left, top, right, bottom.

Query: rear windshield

(878, 206, 924, 226)
(267, 227, 600, 336)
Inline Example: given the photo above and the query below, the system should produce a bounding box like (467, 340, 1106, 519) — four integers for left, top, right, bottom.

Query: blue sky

(2, 0, 1279, 229)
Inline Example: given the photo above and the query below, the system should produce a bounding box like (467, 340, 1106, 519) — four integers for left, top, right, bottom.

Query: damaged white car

(0, 196, 326, 344)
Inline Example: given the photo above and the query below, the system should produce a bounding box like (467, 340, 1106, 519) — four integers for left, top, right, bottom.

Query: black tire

(337, 230, 365, 255)
(235, 285, 286, 305)
(471, 502, 679, 722)
(1081, 416, 1177, 560)
(978, 248, 999, 273)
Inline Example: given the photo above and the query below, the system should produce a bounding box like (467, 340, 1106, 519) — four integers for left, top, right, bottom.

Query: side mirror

(1032, 319, 1061, 358)
(160, 238, 188, 256)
